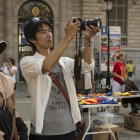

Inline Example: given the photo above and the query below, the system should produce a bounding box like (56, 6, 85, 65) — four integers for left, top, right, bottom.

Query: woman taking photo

(3, 58, 17, 90)
(112, 52, 126, 115)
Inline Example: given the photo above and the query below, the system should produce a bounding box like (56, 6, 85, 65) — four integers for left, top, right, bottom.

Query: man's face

(33, 23, 53, 50)
(130, 60, 132, 64)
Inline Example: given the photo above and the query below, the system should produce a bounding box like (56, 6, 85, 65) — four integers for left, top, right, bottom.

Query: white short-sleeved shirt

(3, 66, 17, 83)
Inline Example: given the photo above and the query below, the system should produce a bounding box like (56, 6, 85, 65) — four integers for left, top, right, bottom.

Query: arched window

(18, 0, 53, 20)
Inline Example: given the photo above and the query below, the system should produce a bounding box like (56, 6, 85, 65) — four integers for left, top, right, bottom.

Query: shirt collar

(34, 52, 46, 60)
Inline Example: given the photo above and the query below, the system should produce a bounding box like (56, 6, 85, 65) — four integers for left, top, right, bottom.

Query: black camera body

(73, 18, 102, 31)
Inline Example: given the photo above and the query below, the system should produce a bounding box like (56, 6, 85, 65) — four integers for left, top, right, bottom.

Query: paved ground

(15, 80, 140, 139)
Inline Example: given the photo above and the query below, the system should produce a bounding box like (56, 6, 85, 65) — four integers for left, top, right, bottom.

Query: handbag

(0, 92, 18, 140)
(48, 71, 86, 140)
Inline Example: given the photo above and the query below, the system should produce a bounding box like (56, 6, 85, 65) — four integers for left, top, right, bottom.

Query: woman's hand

(64, 17, 81, 41)
(84, 25, 100, 42)
(7, 64, 10, 70)
(121, 77, 126, 82)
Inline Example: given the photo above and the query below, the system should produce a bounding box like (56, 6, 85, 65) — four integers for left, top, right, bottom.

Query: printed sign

(101, 26, 121, 71)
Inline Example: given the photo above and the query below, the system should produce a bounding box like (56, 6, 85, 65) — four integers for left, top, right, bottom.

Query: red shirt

(113, 61, 126, 85)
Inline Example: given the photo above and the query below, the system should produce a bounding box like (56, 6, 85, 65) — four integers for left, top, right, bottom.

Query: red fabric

(113, 61, 126, 85)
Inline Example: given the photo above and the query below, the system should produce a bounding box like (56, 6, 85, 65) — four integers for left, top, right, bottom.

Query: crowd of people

(0, 16, 139, 140)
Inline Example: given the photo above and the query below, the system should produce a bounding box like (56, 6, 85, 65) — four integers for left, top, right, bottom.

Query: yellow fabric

(126, 63, 134, 72)
(113, 92, 131, 96)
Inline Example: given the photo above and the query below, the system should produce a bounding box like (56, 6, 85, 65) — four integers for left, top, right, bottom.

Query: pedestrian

(3, 58, 17, 90)
(126, 60, 129, 64)
(112, 52, 126, 115)
(75, 47, 95, 112)
(20, 17, 100, 140)
(0, 41, 28, 140)
(126, 59, 134, 80)
(76, 47, 95, 95)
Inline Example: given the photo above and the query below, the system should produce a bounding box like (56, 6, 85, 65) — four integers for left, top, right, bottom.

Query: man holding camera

(20, 17, 100, 140)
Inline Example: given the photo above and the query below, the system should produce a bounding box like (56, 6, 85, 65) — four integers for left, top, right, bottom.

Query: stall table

(82, 103, 121, 140)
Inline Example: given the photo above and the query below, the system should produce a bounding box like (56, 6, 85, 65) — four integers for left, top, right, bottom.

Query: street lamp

(104, 0, 114, 92)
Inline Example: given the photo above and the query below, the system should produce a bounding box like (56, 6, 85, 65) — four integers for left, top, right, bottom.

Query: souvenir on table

(113, 92, 131, 96)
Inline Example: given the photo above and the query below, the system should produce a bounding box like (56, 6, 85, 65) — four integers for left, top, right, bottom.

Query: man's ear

(29, 38, 36, 44)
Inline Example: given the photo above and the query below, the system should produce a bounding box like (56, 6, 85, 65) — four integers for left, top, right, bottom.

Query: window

(109, 0, 127, 36)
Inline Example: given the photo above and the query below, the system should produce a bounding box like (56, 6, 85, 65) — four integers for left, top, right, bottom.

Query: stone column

(0, 0, 5, 63)
(4, 0, 14, 59)
(13, 17, 18, 63)
(59, 0, 67, 56)
(66, 0, 75, 58)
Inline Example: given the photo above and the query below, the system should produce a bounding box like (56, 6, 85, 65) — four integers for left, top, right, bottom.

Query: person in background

(0, 41, 28, 140)
(133, 64, 136, 75)
(112, 54, 139, 114)
(126, 59, 134, 81)
(76, 47, 95, 95)
(75, 47, 95, 112)
(112, 52, 126, 115)
(126, 60, 129, 64)
(3, 58, 17, 90)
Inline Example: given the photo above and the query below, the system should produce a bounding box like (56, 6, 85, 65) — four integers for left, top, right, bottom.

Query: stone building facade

(0, 0, 140, 81)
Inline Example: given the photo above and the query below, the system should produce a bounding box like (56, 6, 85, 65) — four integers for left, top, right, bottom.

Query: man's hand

(64, 17, 81, 41)
(84, 25, 100, 42)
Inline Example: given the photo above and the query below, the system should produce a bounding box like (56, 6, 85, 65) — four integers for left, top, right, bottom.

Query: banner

(101, 26, 121, 71)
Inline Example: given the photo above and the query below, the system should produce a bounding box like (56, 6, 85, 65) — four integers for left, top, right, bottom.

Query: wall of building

(1, 0, 140, 81)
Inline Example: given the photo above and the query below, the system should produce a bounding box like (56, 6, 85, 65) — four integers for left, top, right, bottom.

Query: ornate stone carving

(18, 0, 53, 19)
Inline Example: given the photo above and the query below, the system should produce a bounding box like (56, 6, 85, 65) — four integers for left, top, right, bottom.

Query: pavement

(15, 80, 140, 139)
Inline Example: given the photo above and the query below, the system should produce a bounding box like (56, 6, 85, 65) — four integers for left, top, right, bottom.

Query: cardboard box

(93, 124, 119, 140)
(124, 114, 140, 131)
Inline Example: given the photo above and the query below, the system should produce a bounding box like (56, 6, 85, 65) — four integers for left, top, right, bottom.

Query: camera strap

(74, 32, 82, 80)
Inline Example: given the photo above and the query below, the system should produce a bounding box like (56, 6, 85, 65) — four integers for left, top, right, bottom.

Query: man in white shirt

(20, 17, 99, 140)
(76, 47, 95, 95)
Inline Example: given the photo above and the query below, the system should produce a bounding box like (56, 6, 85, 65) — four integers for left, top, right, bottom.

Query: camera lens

(73, 17, 102, 31)
(85, 18, 101, 30)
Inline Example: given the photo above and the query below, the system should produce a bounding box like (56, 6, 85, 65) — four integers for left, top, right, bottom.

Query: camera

(73, 18, 102, 31)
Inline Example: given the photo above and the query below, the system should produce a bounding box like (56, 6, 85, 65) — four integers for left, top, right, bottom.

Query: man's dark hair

(24, 17, 51, 52)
